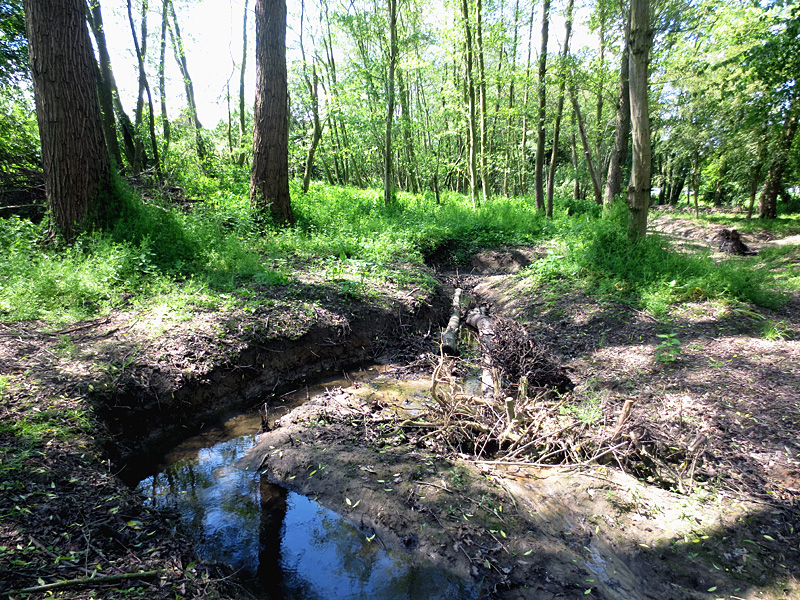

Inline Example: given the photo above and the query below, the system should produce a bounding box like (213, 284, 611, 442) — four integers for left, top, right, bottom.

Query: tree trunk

(476, 0, 489, 202)
(250, 0, 294, 225)
(85, 0, 121, 168)
(167, 0, 207, 166)
(237, 0, 249, 167)
(519, 3, 535, 194)
(534, 0, 550, 211)
(86, 0, 133, 168)
(158, 0, 170, 157)
(759, 103, 798, 219)
(627, 0, 652, 240)
(24, 0, 115, 242)
(604, 6, 630, 207)
(383, 0, 398, 206)
(570, 82, 602, 205)
(461, 0, 479, 208)
(126, 0, 161, 180)
(546, 0, 573, 218)
(503, 0, 520, 197)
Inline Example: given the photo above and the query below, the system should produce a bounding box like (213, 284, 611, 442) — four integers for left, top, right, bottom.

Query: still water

(136, 371, 476, 599)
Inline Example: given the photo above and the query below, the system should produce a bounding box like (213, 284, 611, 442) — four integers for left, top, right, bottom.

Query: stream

(135, 368, 477, 600)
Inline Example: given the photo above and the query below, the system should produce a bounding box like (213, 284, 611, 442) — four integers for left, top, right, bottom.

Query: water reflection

(138, 411, 474, 599)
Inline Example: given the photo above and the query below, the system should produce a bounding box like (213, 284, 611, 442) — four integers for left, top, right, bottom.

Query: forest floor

(1, 211, 799, 599)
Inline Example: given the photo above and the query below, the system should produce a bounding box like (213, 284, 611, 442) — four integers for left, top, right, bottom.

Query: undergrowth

(0, 174, 792, 324)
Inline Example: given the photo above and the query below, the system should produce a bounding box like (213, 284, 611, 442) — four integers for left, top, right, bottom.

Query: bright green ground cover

(0, 172, 794, 325)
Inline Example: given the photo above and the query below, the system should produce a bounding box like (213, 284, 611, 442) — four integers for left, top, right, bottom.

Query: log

(466, 306, 498, 401)
(441, 288, 463, 356)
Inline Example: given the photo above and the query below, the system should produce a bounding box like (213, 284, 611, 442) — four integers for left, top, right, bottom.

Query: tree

(23, 0, 115, 242)
(383, 0, 398, 206)
(627, 0, 653, 239)
(250, 0, 294, 225)
(534, 0, 550, 211)
(604, 6, 630, 207)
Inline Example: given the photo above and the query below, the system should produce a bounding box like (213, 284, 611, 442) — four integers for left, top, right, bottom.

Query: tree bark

(476, 0, 489, 202)
(441, 288, 463, 356)
(570, 81, 603, 205)
(250, 0, 294, 225)
(86, 0, 133, 168)
(237, 0, 249, 167)
(461, 0, 479, 208)
(383, 0, 398, 206)
(534, 0, 550, 211)
(546, 0, 573, 218)
(158, 0, 170, 157)
(627, 0, 653, 240)
(604, 6, 631, 207)
(24, 0, 115, 242)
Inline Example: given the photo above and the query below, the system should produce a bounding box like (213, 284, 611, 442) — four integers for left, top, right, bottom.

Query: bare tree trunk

(546, 0, 573, 218)
(167, 0, 207, 166)
(503, 0, 520, 197)
(604, 7, 631, 207)
(534, 0, 550, 211)
(383, 0, 398, 206)
(25, 0, 115, 242)
(627, 0, 653, 240)
(519, 3, 535, 194)
(158, 0, 170, 157)
(86, 0, 133, 168)
(570, 82, 602, 205)
(397, 68, 420, 193)
(85, 0, 121, 168)
(237, 0, 249, 167)
(461, 0, 479, 208)
(250, 0, 294, 225)
(126, 0, 161, 180)
(476, 0, 489, 201)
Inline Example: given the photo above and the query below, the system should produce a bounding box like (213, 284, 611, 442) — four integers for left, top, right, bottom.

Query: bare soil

(1, 214, 798, 599)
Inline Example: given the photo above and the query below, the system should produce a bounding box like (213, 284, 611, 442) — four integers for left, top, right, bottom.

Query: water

(136, 371, 475, 599)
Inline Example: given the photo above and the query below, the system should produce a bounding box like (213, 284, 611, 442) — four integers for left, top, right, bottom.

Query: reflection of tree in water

(138, 437, 263, 574)
(256, 478, 287, 598)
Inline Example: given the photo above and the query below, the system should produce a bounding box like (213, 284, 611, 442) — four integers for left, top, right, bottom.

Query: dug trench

(2, 247, 798, 599)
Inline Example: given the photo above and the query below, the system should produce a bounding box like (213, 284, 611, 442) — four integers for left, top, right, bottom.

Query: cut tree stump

(713, 228, 757, 255)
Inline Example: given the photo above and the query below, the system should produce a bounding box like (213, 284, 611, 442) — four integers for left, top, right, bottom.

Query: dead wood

(713, 228, 757, 255)
(441, 288, 463, 356)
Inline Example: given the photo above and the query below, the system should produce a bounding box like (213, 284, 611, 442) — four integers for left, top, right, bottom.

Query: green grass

(0, 176, 794, 325)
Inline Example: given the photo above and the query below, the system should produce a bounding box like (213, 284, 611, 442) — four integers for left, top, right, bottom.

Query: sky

(101, 0, 603, 130)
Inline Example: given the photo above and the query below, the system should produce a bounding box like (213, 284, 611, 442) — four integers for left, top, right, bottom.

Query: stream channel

(135, 367, 479, 600)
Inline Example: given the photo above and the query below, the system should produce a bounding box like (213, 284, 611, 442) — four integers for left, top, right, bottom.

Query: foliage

(0, 89, 40, 176)
(519, 203, 788, 315)
(0, 0, 28, 86)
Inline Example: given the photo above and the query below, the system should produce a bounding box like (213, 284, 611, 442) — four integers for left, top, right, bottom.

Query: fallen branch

(13, 570, 164, 594)
(441, 288, 463, 356)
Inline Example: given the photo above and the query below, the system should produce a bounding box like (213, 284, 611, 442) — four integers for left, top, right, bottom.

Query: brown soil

(2, 215, 799, 599)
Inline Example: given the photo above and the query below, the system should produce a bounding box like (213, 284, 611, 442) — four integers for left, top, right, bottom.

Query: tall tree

(237, 0, 249, 167)
(534, 0, 550, 211)
(383, 0, 398, 206)
(166, 0, 207, 165)
(461, 0, 479, 207)
(627, 0, 653, 239)
(250, 0, 294, 225)
(23, 0, 115, 242)
(546, 0, 574, 218)
(604, 6, 631, 207)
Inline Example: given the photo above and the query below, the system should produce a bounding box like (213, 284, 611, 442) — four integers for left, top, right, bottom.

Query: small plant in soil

(655, 332, 682, 362)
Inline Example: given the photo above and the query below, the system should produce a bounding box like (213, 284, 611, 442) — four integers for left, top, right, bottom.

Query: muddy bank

(0, 262, 447, 599)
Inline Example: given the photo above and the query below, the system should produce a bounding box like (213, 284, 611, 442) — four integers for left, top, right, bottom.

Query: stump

(713, 229, 757, 255)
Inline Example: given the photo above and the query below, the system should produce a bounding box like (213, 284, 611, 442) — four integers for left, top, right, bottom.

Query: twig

(13, 570, 164, 594)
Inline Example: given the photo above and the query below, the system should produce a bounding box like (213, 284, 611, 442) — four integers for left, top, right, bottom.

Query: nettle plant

(655, 333, 682, 363)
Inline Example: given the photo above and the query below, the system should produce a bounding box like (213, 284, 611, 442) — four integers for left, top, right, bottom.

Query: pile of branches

(397, 289, 710, 491)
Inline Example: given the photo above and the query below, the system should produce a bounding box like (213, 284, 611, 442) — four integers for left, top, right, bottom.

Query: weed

(655, 333, 682, 363)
